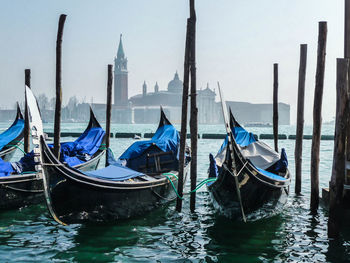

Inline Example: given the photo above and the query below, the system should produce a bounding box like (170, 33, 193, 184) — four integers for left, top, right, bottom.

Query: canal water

(0, 122, 348, 262)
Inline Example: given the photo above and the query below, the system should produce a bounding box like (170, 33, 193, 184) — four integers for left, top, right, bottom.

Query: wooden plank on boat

(139, 175, 158, 181)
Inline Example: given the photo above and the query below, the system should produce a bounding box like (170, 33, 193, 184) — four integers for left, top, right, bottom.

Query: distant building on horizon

(90, 35, 290, 125)
(0, 35, 290, 125)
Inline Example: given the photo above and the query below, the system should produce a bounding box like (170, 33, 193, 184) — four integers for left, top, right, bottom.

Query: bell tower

(114, 34, 128, 106)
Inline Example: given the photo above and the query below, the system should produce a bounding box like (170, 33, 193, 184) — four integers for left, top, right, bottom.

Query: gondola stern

(229, 107, 241, 128)
(88, 107, 102, 129)
(158, 106, 172, 129)
(16, 102, 24, 120)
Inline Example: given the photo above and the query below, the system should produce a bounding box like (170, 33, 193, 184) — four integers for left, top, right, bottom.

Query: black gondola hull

(0, 150, 104, 211)
(208, 166, 288, 220)
(208, 108, 291, 220)
(0, 175, 43, 210)
(49, 173, 179, 223)
(41, 136, 188, 223)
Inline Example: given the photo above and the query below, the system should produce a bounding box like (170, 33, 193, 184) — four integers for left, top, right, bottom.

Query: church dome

(167, 72, 183, 93)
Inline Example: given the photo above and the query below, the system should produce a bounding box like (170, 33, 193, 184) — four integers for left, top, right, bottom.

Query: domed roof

(167, 72, 183, 93)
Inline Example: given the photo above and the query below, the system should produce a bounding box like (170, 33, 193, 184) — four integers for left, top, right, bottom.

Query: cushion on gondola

(0, 119, 24, 151)
(119, 124, 179, 170)
(255, 166, 288, 181)
(0, 157, 14, 177)
(84, 163, 144, 181)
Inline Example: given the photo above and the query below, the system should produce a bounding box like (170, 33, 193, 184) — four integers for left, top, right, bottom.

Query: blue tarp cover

(119, 124, 179, 161)
(0, 119, 24, 151)
(0, 157, 14, 176)
(0, 126, 105, 177)
(232, 126, 256, 147)
(53, 126, 105, 167)
(85, 163, 144, 181)
(217, 126, 256, 155)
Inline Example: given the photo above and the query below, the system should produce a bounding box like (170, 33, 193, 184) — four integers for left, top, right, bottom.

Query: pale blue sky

(0, 0, 344, 124)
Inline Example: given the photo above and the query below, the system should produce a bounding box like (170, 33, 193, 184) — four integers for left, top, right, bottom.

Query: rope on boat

(235, 161, 249, 178)
(13, 140, 24, 146)
(6, 144, 26, 154)
(99, 144, 107, 150)
(163, 173, 217, 200)
(164, 174, 184, 200)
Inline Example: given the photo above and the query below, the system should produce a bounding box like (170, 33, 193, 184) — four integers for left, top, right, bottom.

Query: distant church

(108, 35, 290, 125)
(114, 34, 128, 107)
(112, 35, 218, 124)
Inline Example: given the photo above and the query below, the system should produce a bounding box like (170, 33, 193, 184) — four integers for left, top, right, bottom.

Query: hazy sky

(0, 0, 344, 124)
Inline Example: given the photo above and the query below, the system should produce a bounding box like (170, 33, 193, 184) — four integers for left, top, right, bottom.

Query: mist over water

(0, 122, 348, 262)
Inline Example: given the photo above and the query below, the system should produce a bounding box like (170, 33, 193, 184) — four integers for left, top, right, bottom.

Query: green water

(0, 123, 349, 262)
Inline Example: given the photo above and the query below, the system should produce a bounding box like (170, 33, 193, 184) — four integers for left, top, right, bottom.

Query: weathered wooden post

(24, 69, 31, 154)
(105, 64, 113, 166)
(328, 58, 349, 238)
(53, 14, 67, 159)
(273, 63, 279, 152)
(295, 44, 308, 194)
(310, 21, 327, 213)
(176, 19, 191, 212)
(189, 0, 197, 212)
(344, 0, 350, 193)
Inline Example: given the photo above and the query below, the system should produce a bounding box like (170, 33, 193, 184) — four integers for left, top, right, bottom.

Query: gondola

(207, 88, 291, 221)
(0, 104, 25, 162)
(0, 106, 106, 210)
(26, 88, 190, 224)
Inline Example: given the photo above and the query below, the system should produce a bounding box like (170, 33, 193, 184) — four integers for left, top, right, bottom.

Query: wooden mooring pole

(53, 14, 67, 159)
(176, 19, 191, 212)
(273, 63, 279, 152)
(344, 0, 350, 197)
(328, 58, 349, 238)
(310, 21, 327, 213)
(295, 44, 308, 194)
(105, 64, 113, 166)
(189, 0, 197, 212)
(24, 69, 31, 154)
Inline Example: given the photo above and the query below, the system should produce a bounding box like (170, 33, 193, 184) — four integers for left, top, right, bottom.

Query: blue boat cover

(0, 157, 14, 176)
(85, 148, 144, 181)
(232, 126, 256, 147)
(0, 119, 24, 151)
(216, 126, 256, 155)
(85, 162, 144, 181)
(119, 124, 179, 170)
(0, 126, 105, 177)
(58, 127, 105, 167)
